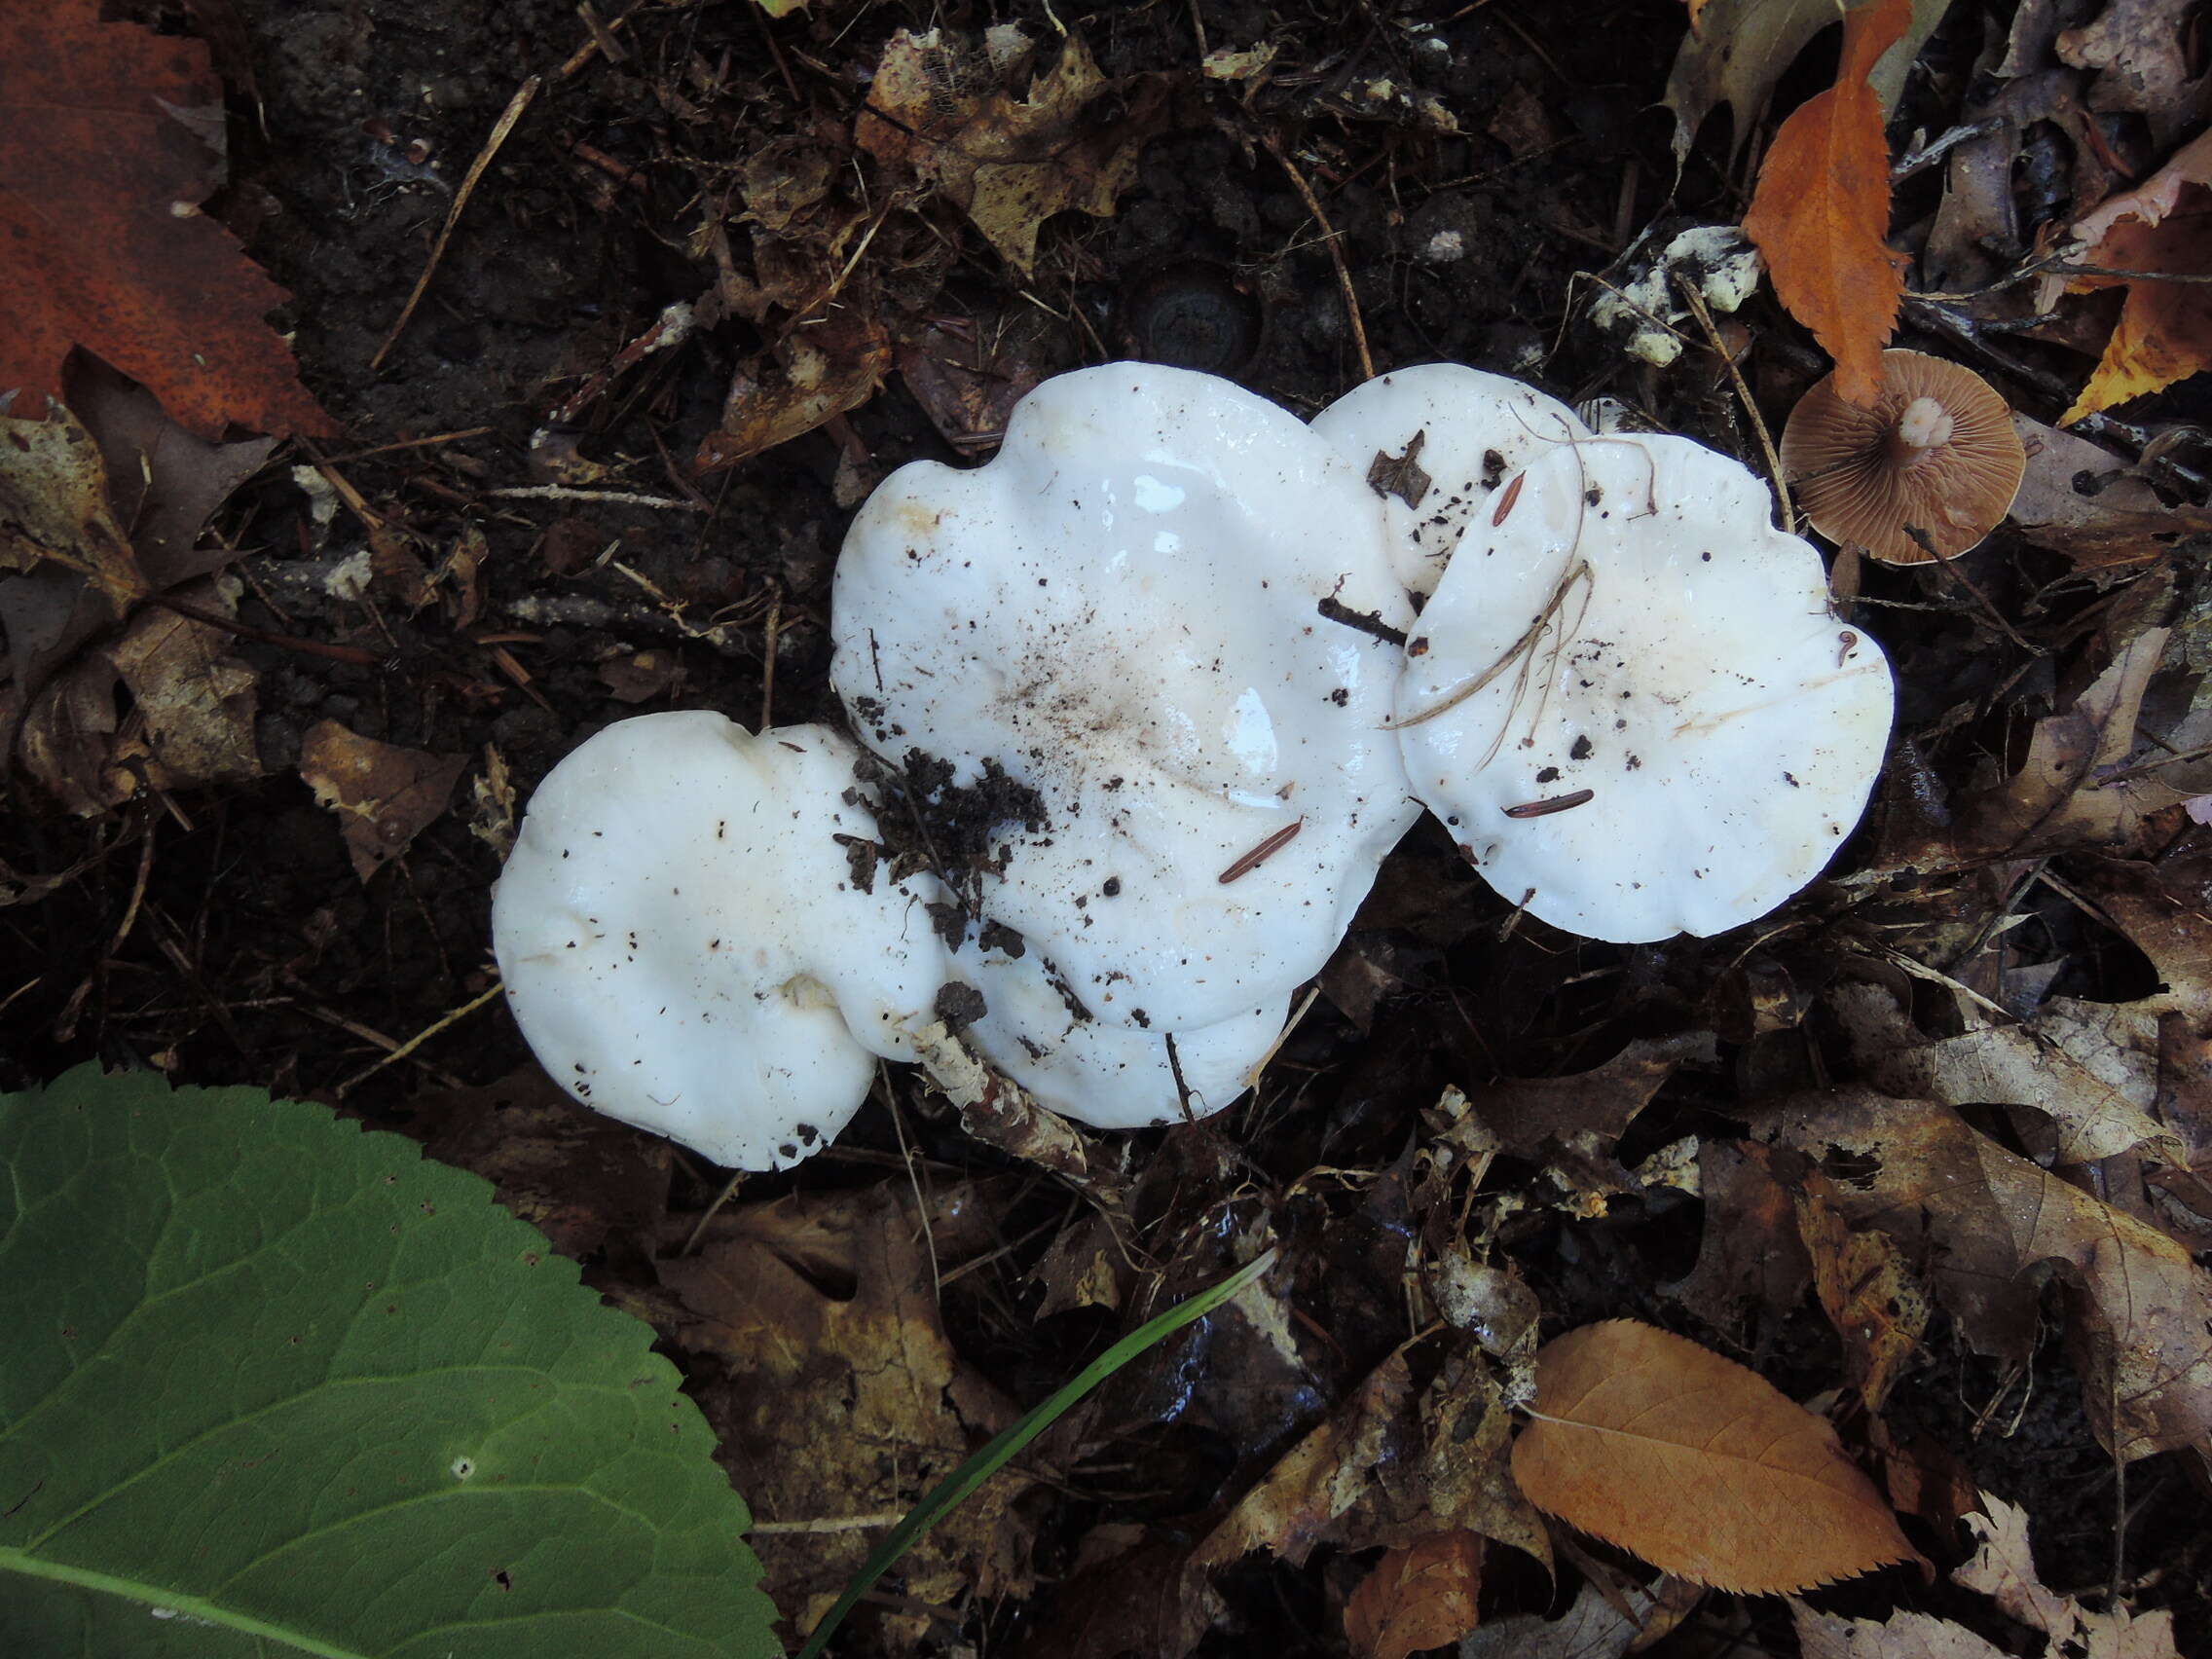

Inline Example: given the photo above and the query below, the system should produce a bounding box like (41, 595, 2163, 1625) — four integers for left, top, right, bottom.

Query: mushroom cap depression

(492, 712, 951, 1170)
(1309, 362, 1591, 597)
(1781, 350, 2024, 565)
(830, 361, 1419, 1037)
(1395, 434, 1895, 941)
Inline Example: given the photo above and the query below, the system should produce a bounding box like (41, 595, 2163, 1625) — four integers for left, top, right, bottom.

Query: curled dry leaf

(19, 579, 260, 815)
(1663, 0, 1939, 161)
(1830, 980, 2182, 1162)
(1510, 1320, 1923, 1593)
(0, 404, 148, 610)
(1343, 1530, 1485, 1659)
(2056, 0, 2211, 146)
(1669, 1139, 1814, 1336)
(1791, 1165, 1929, 1413)
(2057, 128, 2212, 424)
(659, 1186, 1034, 1635)
(1761, 1090, 2212, 1460)
(858, 29, 1183, 276)
(1740, 0, 1913, 405)
(2008, 413, 2212, 569)
(1954, 1493, 2180, 1657)
(1459, 1580, 1653, 1659)
(694, 308, 892, 476)
(298, 719, 468, 883)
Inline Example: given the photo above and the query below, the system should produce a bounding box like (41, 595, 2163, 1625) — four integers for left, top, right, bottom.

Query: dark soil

(6, 1, 2211, 1655)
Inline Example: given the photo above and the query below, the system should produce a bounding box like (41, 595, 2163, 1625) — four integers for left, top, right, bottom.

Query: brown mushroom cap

(1781, 350, 2025, 565)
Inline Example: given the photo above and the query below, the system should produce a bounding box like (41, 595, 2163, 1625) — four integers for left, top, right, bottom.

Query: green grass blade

(793, 1247, 1277, 1659)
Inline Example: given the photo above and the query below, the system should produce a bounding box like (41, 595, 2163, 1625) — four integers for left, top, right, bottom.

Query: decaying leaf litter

(2, 0, 2210, 1652)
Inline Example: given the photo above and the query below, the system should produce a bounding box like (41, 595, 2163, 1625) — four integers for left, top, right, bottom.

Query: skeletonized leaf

(1510, 1320, 1922, 1593)
(1741, 0, 1912, 405)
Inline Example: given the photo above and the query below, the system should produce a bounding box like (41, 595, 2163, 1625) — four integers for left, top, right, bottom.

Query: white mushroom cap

(951, 936, 1283, 1129)
(491, 712, 951, 1170)
(1308, 363, 1590, 597)
(1395, 435, 1894, 941)
(831, 362, 1419, 1034)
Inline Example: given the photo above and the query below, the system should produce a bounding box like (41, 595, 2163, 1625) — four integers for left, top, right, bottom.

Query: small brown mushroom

(1781, 350, 2025, 565)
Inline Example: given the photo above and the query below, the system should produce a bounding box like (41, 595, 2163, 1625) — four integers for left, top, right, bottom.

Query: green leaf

(0, 1065, 781, 1659)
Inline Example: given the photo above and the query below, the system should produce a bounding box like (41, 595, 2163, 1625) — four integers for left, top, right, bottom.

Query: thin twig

(1262, 132, 1373, 382)
(488, 485, 706, 511)
(1675, 276, 1792, 534)
(334, 980, 504, 1095)
(372, 75, 542, 370)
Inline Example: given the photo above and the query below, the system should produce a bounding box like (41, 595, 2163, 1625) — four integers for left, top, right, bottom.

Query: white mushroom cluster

(493, 360, 1894, 1169)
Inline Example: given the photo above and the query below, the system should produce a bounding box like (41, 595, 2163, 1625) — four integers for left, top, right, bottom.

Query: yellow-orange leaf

(2059, 129, 2212, 424)
(1741, 0, 1912, 405)
(1510, 1320, 1923, 1594)
(1344, 1530, 1485, 1659)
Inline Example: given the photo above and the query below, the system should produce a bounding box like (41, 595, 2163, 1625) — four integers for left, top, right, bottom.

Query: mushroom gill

(1781, 350, 2025, 565)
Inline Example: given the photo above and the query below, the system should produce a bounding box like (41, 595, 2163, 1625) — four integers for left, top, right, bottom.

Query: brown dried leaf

(299, 719, 467, 882)
(895, 309, 1054, 454)
(0, 405, 147, 609)
(2060, 129, 2212, 423)
(1830, 980, 2182, 1161)
(1791, 1167, 1929, 1413)
(1663, 0, 1943, 160)
(0, 0, 332, 438)
(1741, 0, 1912, 405)
(1464, 1032, 1715, 1161)
(1955, 1494, 2180, 1657)
(1668, 1140, 1813, 1335)
(1791, 1604, 2009, 1659)
(414, 1064, 672, 1259)
(66, 358, 276, 591)
(693, 308, 891, 476)
(662, 1186, 1033, 1632)
(2008, 414, 2212, 569)
(1365, 1344, 1553, 1572)
(1459, 1580, 1653, 1659)
(1189, 1352, 1413, 1578)
(1894, 590, 2194, 864)
(2056, 0, 2212, 146)
(19, 580, 260, 814)
(1510, 1320, 1922, 1593)
(1344, 1530, 1485, 1659)
(1761, 1091, 2212, 1460)
(859, 30, 1182, 276)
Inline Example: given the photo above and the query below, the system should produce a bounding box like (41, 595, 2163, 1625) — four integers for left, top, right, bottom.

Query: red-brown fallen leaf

(1344, 1530, 1485, 1659)
(1741, 0, 1913, 405)
(1510, 1320, 1924, 1593)
(0, 0, 332, 439)
(2057, 129, 2212, 424)
(1759, 1091, 2212, 1461)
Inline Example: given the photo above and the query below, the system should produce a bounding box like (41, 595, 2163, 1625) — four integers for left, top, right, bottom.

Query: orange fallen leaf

(2057, 129, 2212, 423)
(1510, 1320, 1924, 1593)
(1344, 1530, 1485, 1659)
(0, 0, 332, 439)
(1741, 0, 1913, 405)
